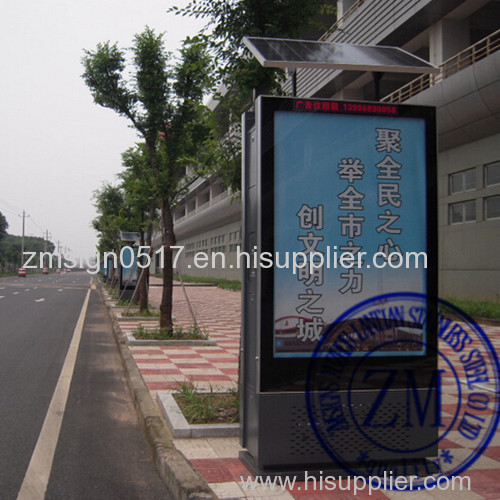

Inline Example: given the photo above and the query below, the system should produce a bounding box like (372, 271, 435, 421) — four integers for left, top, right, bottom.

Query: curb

(157, 391, 240, 439)
(125, 331, 217, 347)
(98, 284, 216, 500)
(117, 316, 161, 321)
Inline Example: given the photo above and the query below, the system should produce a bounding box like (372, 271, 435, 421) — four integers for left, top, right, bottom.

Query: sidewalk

(116, 279, 500, 499)
(120, 279, 240, 396)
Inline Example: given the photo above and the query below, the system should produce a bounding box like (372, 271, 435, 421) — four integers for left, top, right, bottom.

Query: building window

(485, 195, 500, 220)
(449, 168, 476, 194)
(449, 200, 476, 224)
(485, 161, 500, 187)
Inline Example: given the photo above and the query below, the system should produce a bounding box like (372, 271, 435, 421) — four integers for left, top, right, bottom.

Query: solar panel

(243, 37, 439, 74)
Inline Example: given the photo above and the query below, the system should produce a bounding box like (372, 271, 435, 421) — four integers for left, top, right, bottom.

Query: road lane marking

(35, 298, 45, 303)
(13, 292, 19, 295)
(0, 296, 4, 299)
(17, 289, 91, 500)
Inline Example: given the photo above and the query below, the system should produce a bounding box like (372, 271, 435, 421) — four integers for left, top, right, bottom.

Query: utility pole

(57, 240, 62, 269)
(43, 230, 51, 268)
(19, 210, 30, 267)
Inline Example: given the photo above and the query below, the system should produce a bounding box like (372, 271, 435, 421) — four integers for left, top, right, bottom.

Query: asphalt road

(0, 271, 172, 499)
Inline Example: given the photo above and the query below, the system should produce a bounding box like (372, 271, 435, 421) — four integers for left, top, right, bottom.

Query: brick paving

(112, 279, 500, 499)
(118, 280, 240, 396)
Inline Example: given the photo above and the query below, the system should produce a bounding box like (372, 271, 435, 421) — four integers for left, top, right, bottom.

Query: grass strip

(133, 324, 208, 340)
(173, 382, 239, 424)
(445, 297, 500, 319)
(173, 274, 241, 291)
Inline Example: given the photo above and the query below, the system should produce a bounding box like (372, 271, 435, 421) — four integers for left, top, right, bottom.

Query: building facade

(170, 176, 242, 280)
(169, 0, 500, 300)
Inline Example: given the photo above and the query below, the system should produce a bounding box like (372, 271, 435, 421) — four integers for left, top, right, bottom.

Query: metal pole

(21, 211, 25, 266)
(372, 71, 384, 101)
(291, 69, 297, 97)
(19, 210, 29, 266)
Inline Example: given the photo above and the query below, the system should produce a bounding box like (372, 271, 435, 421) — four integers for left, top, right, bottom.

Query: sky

(0, 0, 205, 261)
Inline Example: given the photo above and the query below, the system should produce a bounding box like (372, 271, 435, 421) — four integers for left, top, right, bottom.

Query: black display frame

(257, 95, 438, 392)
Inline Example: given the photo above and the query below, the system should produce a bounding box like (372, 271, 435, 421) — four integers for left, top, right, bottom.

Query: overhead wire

(0, 197, 22, 216)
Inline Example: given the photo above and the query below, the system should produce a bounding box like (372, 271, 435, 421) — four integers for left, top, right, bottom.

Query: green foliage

(83, 29, 215, 329)
(132, 323, 208, 340)
(174, 36, 214, 101)
(173, 273, 241, 291)
(0, 211, 8, 239)
(83, 30, 214, 206)
(82, 42, 137, 122)
(155, 38, 215, 206)
(170, 0, 335, 192)
(91, 183, 137, 253)
(0, 234, 55, 270)
(445, 297, 500, 319)
(115, 299, 131, 306)
(171, 0, 332, 96)
(119, 143, 157, 234)
(173, 381, 239, 424)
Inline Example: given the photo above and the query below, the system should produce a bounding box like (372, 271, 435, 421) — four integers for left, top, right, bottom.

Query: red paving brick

(106, 280, 500, 499)
(140, 368, 182, 375)
(146, 381, 180, 390)
(465, 469, 500, 498)
(191, 459, 235, 483)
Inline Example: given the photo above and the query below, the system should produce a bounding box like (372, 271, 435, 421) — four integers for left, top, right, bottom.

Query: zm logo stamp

(306, 292, 500, 490)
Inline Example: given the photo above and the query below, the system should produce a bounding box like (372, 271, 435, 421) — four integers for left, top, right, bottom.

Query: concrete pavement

(104, 278, 500, 499)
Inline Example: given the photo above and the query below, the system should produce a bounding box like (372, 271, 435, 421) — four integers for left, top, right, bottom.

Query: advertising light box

(119, 246, 138, 289)
(240, 97, 438, 472)
(256, 97, 437, 370)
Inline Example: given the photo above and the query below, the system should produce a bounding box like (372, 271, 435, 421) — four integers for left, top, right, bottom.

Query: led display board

(255, 96, 437, 391)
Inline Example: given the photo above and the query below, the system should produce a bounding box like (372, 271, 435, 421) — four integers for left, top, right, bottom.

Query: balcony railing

(382, 29, 500, 104)
(174, 189, 232, 224)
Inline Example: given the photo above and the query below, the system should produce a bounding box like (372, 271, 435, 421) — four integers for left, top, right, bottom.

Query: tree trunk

(138, 268, 149, 311)
(137, 229, 149, 312)
(160, 200, 175, 330)
(137, 198, 158, 312)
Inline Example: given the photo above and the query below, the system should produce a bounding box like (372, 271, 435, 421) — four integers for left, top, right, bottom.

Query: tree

(91, 183, 128, 255)
(0, 235, 55, 272)
(83, 30, 213, 330)
(172, 0, 332, 95)
(120, 143, 157, 311)
(0, 211, 8, 240)
(171, 0, 334, 191)
(0, 211, 11, 272)
(92, 182, 141, 299)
